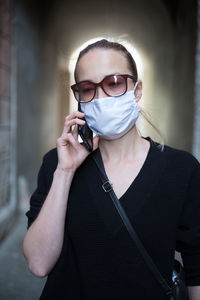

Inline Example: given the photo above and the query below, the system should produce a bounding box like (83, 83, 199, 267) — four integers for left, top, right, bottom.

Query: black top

(26, 137, 200, 300)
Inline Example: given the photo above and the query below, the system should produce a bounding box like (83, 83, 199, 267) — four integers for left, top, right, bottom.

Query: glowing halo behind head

(68, 37, 143, 112)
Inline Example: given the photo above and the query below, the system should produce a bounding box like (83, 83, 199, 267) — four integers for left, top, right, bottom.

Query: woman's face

(75, 49, 142, 101)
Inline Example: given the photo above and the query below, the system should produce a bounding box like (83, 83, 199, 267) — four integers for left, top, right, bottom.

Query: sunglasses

(71, 74, 136, 103)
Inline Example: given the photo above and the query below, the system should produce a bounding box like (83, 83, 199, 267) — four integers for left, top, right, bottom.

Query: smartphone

(78, 103, 93, 152)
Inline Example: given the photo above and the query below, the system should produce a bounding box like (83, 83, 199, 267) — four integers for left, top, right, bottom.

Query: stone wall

(0, 0, 17, 241)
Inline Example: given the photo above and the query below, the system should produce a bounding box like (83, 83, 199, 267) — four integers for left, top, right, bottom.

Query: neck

(99, 126, 149, 163)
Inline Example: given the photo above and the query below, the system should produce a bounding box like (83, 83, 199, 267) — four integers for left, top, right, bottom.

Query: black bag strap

(92, 149, 174, 300)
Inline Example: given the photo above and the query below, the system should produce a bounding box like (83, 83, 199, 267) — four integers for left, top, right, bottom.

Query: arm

(23, 111, 99, 278)
(23, 167, 74, 278)
(187, 286, 200, 300)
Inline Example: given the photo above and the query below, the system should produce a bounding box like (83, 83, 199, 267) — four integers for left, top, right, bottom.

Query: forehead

(76, 48, 130, 82)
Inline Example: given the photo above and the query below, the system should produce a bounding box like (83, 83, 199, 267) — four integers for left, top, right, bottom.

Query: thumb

(93, 135, 99, 151)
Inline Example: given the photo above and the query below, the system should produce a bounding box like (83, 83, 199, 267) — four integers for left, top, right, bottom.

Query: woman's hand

(24, 111, 98, 277)
(56, 111, 99, 172)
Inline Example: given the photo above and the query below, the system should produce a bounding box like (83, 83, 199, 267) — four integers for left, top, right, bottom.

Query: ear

(135, 80, 142, 103)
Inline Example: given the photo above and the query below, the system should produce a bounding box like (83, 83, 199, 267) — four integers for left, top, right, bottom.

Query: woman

(23, 39, 200, 300)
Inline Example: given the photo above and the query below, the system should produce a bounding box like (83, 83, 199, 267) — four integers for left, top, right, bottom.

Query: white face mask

(80, 82, 140, 140)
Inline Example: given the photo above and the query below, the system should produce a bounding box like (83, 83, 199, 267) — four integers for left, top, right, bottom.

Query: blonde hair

(138, 107, 165, 151)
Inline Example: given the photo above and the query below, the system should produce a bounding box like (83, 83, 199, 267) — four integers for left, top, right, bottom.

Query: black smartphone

(78, 103, 93, 152)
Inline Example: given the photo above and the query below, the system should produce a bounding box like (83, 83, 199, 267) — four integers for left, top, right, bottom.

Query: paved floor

(0, 213, 46, 300)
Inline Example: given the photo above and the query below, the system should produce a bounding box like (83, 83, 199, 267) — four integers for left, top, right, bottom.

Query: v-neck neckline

(89, 136, 166, 236)
(99, 136, 153, 202)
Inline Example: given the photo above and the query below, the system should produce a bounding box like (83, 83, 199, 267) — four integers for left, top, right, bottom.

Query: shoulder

(145, 135, 199, 175)
(150, 140, 200, 177)
(163, 143, 199, 167)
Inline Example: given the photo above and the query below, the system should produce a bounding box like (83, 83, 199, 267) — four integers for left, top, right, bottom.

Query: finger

(57, 129, 77, 146)
(58, 132, 80, 150)
(65, 132, 79, 149)
(59, 128, 75, 142)
(63, 118, 85, 134)
(93, 135, 99, 151)
(67, 118, 85, 129)
(72, 124, 78, 139)
(65, 111, 84, 122)
(62, 111, 84, 134)
(68, 133, 91, 155)
(56, 135, 69, 147)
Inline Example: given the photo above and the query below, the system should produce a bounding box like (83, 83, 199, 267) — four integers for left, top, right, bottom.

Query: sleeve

(176, 158, 200, 286)
(25, 149, 57, 229)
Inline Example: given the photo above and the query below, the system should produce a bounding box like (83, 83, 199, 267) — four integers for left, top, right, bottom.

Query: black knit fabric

(26, 137, 200, 300)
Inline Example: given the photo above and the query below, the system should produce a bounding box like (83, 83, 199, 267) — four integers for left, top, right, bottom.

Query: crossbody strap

(92, 149, 174, 300)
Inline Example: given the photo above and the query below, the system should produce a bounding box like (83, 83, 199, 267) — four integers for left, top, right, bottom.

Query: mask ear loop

(133, 81, 138, 94)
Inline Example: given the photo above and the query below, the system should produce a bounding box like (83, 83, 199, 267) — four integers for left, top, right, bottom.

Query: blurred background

(0, 0, 200, 299)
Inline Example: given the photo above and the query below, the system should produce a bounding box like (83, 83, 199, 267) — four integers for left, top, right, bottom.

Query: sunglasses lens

(103, 75, 126, 96)
(75, 82, 95, 102)
(73, 75, 129, 102)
